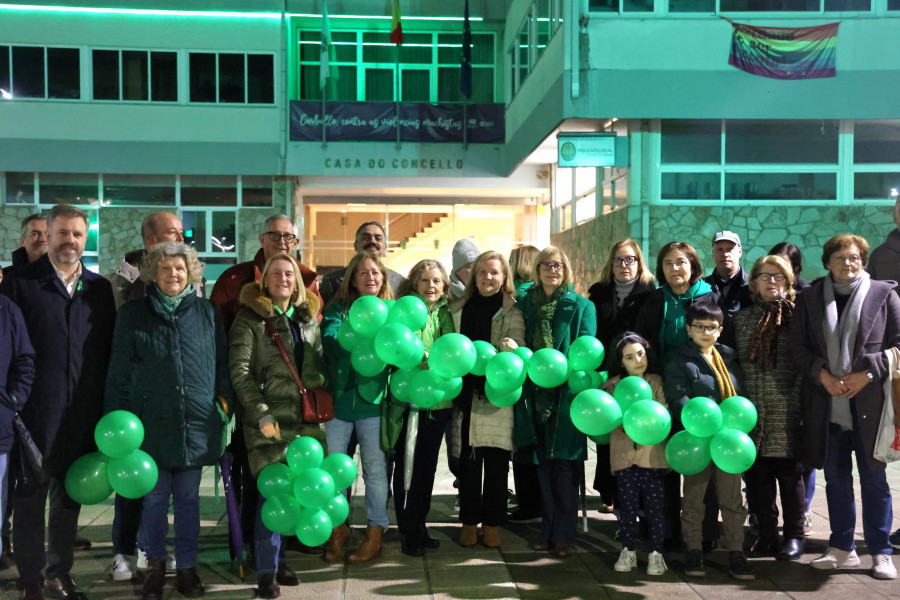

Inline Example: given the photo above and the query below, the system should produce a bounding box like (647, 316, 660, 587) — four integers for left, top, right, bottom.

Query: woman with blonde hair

(509, 245, 539, 298)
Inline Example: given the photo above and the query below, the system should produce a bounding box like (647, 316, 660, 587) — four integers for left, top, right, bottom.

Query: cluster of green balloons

(570, 376, 671, 447)
(256, 436, 357, 546)
(667, 395, 758, 475)
(66, 410, 159, 505)
(344, 294, 610, 410)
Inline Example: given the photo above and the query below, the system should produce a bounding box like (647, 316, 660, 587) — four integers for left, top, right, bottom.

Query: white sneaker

(136, 548, 176, 572)
(811, 547, 861, 569)
(803, 511, 813, 536)
(111, 553, 136, 581)
(647, 551, 667, 576)
(614, 548, 637, 572)
(167, 554, 177, 572)
(872, 554, 897, 580)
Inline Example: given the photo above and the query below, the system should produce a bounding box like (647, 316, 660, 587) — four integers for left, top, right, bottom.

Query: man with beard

(319, 221, 406, 306)
(3, 214, 48, 277)
(0, 204, 116, 600)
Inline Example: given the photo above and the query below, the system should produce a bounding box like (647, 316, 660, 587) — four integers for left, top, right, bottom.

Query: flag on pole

(460, 0, 472, 99)
(390, 0, 404, 45)
(319, 0, 340, 93)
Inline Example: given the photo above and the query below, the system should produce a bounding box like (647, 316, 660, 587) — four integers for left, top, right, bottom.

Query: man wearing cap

(705, 231, 750, 323)
(319, 222, 406, 306)
(449, 239, 480, 299)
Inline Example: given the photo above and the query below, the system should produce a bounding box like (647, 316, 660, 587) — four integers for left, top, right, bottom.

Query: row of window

(589, 0, 894, 13)
(0, 45, 274, 104)
(509, 0, 564, 101)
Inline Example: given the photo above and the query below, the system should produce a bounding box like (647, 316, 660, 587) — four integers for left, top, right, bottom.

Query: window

(189, 52, 274, 104)
(92, 49, 177, 102)
(4, 172, 35, 204)
(726, 120, 838, 164)
(39, 173, 99, 204)
(182, 210, 237, 255)
(0, 46, 80, 100)
(508, 0, 562, 99)
(854, 121, 900, 164)
(102, 174, 176, 205)
(241, 176, 274, 207)
(595, 0, 870, 12)
(181, 175, 237, 207)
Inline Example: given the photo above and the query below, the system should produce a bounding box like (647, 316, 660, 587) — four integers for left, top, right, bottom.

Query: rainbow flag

(390, 0, 403, 45)
(728, 21, 838, 80)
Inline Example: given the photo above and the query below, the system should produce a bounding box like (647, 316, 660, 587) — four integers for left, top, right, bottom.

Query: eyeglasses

(755, 273, 786, 283)
(690, 323, 721, 334)
(539, 262, 564, 272)
(831, 254, 862, 265)
(612, 256, 637, 267)
(263, 232, 297, 243)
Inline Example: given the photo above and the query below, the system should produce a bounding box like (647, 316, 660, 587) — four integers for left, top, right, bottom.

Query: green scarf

(416, 295, 451, 349)
(660, 279, 712, 357)
(531, 284, 569, 349)
(150, 282, 195, 314)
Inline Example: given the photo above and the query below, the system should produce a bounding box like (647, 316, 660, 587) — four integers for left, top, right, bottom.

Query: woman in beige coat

(449, 251, 525, 548)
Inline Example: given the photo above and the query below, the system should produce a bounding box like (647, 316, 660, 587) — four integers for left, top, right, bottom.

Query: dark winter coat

(705, 268, 751, 323)
(104, 287, 232, 470)
(514, 287, 597, 462)
(229, 284, 327, 477)
(0, 254, 116, 475)
(1, 247, 29, 277)
(663, 340, 741, 432)
(868, 228, 900, 284)
(790, 277, 900, 470)
(0, 295, 35, 454)
(586, 278, 655, 353)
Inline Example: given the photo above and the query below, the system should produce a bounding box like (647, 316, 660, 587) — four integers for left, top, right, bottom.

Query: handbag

(264, 319, 334, 424)
(874, 347, 900, 463)
(13, 413, 47, 486)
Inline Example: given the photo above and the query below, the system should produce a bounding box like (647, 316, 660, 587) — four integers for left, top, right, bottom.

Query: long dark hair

(603, 331, 658, 380)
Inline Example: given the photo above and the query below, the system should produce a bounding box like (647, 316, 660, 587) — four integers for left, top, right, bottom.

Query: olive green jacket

(229, 283, 327, 477)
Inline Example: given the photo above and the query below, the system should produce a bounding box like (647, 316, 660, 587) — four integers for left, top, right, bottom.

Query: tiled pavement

(1, 444, 898, 600)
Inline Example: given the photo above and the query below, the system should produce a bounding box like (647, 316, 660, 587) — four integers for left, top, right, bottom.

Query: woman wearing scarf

(792, 234, 900, 580)
(390, 259, 455, 557)
(105, 242, 232, 600)
(449, 251, 525, 549)
(663, 301, 752, 581)
(514, 246, 596, 558)
(732, 256, 805, 561)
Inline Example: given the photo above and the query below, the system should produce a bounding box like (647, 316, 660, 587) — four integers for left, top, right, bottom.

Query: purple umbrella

(219, 450, 244, 581)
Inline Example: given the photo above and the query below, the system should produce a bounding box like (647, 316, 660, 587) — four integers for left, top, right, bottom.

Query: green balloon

(108, 450, 159, 499)
(395, 336, 425, 370)
(613, 376, 653, 412)
(682, 396, 724, 438)
(569, 389, 622, 436)
(261, 493, 301, 534)
(443, 376, 463, 401)
(485, 383, 522, 407)
(568, 336, 605, 372)
(593, 371, 609, 386)
(65, 451, 113, 505)
(357, 372, 388, 404)
(321, 453, 357, 491)
(568, 370, 594, 394)
(623, 400, 672, 446)
(257, 463, 294, 499)
(387, 295, 428, 331)
(513, 346, 533, 363)
(720, 395, 758, 434)
(349, 296, 388, 337)
(351, 338, 387, 378)
(665, 430, 712, 475)
(527, 348, 569, 388)
(375, 323, 420, 367)
(286, 436, 324, 474)
(322, 493, 349, 525)
(589, 432, 611, 445)
(296, 507, 333, 547)
(485, 352, 526, 392)
(337, 318, 362, 352)
(410, 370, 446, 409)
(428, 333, 477, 379)
(470, 341, 498, 376)
(389, 368, 419, 404)
(95, 410, 144, 459)
(711, 429, 757, 474)
(292, 467, 336, 509)
(384, 299, 396, 312)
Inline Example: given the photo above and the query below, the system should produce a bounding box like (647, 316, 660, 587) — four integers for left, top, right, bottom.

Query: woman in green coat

(514, 246, 597, 558)
(229, 253, 326, 599)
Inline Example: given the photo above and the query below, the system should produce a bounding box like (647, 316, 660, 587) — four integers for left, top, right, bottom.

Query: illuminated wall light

(0, 3, 281, 18)
(288, 13, 483, 21)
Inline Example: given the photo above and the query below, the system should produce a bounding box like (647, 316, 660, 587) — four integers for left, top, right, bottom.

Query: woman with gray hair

(105, 241, 233, 600)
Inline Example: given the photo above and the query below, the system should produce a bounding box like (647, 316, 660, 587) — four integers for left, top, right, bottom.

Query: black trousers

(536, 449, 581, 545)
(512, 462, 542, 516)
(745, 456, 806, 541)
(592, 443, 618, 507)
(392, 408, 451, 545)
(458, 445, 509, 526)
(15, 475, 80, 586)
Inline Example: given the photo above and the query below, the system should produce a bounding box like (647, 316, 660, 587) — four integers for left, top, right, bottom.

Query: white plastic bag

(874, 347, 900, 464)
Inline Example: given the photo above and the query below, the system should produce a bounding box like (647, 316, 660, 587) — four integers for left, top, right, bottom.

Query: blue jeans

(0, 453, 6, 555)
(142, 467, 203, 568)
(824, 421, 893, 554)
(112, 494, 143, 555)
(324, 417, 389, 529)
(254, 495, 285, 575)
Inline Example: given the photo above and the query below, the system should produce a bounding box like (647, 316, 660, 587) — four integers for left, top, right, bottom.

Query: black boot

(419, 525, 440, 549)
(175, 567, 205, 598)
(141, 559, 166, 600)
(257, 573, 281, 599)
(400, 532, 425, 557)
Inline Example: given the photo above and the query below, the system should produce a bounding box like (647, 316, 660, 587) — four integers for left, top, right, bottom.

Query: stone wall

(551, 207, 631, 296)
(98, 207, 163, 275)
(237, 209, 274, 263)
(0, 206, 43, 269)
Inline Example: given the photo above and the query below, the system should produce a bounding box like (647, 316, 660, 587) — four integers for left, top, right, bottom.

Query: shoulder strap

(263, 318, 306, 392)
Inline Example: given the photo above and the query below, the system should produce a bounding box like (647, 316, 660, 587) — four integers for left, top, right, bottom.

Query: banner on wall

(289, 101, 505, 143)
(727, 20, 838, 80)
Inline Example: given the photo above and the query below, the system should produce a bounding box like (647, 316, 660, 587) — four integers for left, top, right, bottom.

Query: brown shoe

(482, 526, 501, 548)
(347, 526, 382, 564)
(459, 524, 478, 548)
(324, 523, 350, 563)
(552, 543, 571, 558)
